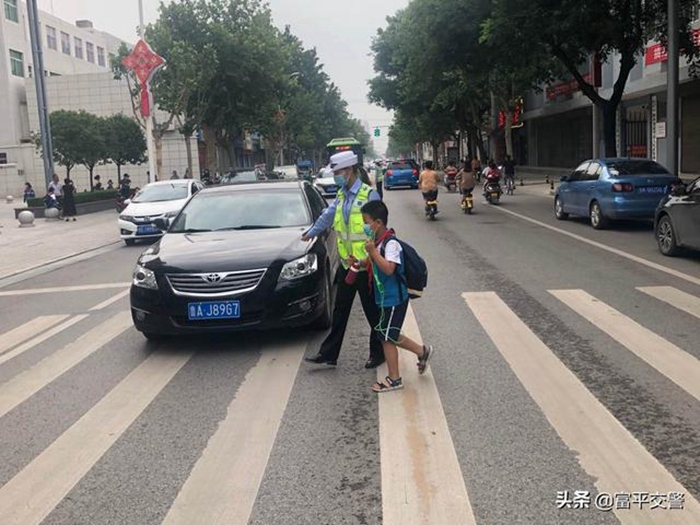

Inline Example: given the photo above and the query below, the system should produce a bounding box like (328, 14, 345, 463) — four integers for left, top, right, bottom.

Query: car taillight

(386, 170, 393, 176)
(612, 183, 634, 192)
(412, 169, 418, 176)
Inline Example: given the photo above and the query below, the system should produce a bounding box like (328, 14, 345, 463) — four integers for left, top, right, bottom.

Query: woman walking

(62, 178, 77, 221)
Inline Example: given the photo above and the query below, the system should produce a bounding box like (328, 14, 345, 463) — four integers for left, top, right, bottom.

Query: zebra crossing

(0, 284, 699, 524)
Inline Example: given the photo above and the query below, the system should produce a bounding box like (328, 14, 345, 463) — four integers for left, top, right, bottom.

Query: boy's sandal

(417, 345, 434, 375)
(372, 376, 403, 393)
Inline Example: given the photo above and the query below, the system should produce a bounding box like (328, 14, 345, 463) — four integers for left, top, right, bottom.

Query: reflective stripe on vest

(334, 183, 372, 268)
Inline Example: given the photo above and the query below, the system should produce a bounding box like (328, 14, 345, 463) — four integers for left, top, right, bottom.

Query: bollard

(520, 176, 524, 186)
(6, 195, 14, 204)
(549, 179, 556, 196)
(18, 210, 35, 228)
(45, 207, 60, 220)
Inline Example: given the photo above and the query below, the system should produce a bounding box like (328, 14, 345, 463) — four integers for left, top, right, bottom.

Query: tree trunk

(117, 163, 122, 178)
(431, 142, 439, 164)
(183, 132, 193, 178)
(602, 101, 618, 157)
(504, 109, 514, 158)
(155, 133, 164, 179)
(66, 165, 71, 179)
(89, 166, 94, 191)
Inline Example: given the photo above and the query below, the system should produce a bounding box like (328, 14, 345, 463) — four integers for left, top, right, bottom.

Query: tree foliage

(104, 114, 147, 177)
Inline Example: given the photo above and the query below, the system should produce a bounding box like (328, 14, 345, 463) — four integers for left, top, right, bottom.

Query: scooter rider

(419, 161, 440, 215)
(483, 161, 502, 195)
(456, 161, 476, 208)
(444, 161, 458, 191)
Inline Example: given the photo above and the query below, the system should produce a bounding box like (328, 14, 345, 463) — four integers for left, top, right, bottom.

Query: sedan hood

(123, 199, 188, 217)
(141, 227, 311, 273)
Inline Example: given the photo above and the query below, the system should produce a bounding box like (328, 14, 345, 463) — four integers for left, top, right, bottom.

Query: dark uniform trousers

(319, 266, 383, 362)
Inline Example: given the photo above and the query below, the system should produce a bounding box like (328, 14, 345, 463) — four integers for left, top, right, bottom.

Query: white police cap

(329, 151, 358, 172)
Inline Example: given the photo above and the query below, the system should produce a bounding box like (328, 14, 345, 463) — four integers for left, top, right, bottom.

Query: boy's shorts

(376, 301, 409, 343)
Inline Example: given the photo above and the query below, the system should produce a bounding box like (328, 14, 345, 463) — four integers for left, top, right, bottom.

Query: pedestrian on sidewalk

(23, 183, 35, 203)
(107, 179, 114, 190)
(62, 178, 77, 221)
(171, 170, 180, 180)
(119, 174, 131, 200)
(361, 200, 433, 393)
(44, 187, 60, 210)
(94, 175, 104, 191)
(302, 150, 385, 369)
(48, 174, 62, 199)
(374, 162, 384, 200)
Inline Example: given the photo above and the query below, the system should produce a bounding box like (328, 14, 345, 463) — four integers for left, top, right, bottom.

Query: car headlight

(164, 210, 179, 218)
(120, 215, 134, 222)
(133, 264, 158, 290)
(279, 254, 318, 281)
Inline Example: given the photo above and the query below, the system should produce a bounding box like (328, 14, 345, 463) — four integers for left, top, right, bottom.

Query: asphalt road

(0, 185, 698, 525)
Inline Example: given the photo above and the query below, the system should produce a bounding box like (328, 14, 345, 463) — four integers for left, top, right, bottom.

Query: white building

(0, 1, 197, 197)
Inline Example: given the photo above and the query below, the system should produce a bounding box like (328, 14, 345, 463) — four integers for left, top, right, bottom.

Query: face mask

(334, 174, 346, 187)
(363, 224, 375, 239)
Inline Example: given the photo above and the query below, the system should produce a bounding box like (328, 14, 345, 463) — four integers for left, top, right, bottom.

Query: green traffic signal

(374, 127, 380, 137)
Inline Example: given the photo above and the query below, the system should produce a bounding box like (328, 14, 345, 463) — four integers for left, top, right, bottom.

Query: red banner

(645, 29, 700, 66)
(546, 73, 592, 101)
(498, 104, 522, 128)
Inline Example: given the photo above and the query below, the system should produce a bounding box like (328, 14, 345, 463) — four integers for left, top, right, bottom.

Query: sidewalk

(0, 201, 121, 279)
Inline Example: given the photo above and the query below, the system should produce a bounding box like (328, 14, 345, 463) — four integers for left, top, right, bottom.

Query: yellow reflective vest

(334, 183, 372, 269)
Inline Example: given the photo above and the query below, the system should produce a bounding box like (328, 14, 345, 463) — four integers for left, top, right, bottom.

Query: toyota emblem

(204, 273, 223, 283)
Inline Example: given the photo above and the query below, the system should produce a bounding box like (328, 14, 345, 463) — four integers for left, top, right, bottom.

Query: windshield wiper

(216, 225, 282, 231)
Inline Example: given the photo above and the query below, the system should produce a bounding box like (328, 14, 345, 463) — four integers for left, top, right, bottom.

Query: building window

(28, 65, 32, 77)
(46, 26, 57, 50)
(86, 41, 94, 63)
(49, 71, 61, 77)
(9, 49, 24, 77)
(0, 153, 8, 165)
(74, 37, 83, 59)
(60, 31, 71, 55)
(97, 46, 105, 67)
(4, 0, 18, 23)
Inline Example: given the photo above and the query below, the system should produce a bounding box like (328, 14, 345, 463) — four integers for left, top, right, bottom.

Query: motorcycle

(460, 191, 474, 214)
(425, 196, 439, 220)
(484, 179, 502, 204)
(443, 168, 458, 193)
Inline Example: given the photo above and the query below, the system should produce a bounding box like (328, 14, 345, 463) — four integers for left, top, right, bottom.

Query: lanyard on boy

(367, 228, 395, 292)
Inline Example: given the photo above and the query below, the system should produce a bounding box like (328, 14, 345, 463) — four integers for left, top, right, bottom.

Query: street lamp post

(27, 0, 55, 188)
(667, 0, 679, 175)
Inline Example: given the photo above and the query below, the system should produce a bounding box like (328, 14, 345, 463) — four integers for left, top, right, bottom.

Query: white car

(118, 180, 203, 246)
(275, 165, 299, 179)
(314, 168, 339, 198)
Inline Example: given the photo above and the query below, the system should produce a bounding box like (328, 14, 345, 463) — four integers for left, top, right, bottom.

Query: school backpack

(381, 235, 428, 299)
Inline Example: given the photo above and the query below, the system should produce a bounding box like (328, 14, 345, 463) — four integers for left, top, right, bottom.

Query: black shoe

(304, 353, 337, 366)
(364, 356, 385, 369)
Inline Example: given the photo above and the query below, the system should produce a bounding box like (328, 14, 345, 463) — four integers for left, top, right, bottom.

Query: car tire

(554, 197, 569, 220)
(125, 239, 136, 246)
(656, 215, 680, 256)
(142, 332, 165, 342)
(590, 201, 608, 230)
(312, 272, 333, 330)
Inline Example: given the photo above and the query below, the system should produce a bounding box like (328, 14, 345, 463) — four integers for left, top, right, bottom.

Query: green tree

(483, 0, 700, 157)
(74, 113, 107, 191)
(47, 110, 84, 178)
(104, 114, 147, 178)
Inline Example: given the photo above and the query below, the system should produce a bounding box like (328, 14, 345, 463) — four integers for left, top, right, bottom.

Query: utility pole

(138, 0, 157, 183)
(27, 0, 55, 188)
(667, 0, 679, 175)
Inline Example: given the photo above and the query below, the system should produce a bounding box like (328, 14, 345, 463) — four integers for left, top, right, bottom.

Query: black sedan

(130, 181, 339, 339)
(654, 177, 700, 256)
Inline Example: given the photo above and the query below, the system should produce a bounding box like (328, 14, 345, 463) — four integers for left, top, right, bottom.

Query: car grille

(166, 269, 266, 297)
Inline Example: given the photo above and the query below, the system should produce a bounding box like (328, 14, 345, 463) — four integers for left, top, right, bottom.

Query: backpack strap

(379, 234, 407, 302)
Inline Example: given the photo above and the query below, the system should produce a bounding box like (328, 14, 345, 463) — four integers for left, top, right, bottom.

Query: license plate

(638, 186, 665, 194)
(137, 225, 160, 235)
(490, 192, 499, 197)
(188, 300, 241, 320)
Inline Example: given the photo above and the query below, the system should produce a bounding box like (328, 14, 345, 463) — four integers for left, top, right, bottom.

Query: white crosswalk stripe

(463, 291, 700, 524)
(0, 311, 130, 418)
(637, 286, 700, 320)
(550, 289, 700, 402)
(0, 350, 192, 525)
(0, 315, 68, 355)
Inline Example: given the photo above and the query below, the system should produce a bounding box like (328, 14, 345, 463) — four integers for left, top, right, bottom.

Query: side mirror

(670, 183, 687, 197)
(560, 175, 568, 182)
(153, 217, 170, 231)
(124, 199, 131, 206)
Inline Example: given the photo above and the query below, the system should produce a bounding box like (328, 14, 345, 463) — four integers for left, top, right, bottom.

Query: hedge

(27, 189, 119, 208)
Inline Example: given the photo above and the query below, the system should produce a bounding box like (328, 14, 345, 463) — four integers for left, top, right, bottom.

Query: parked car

(220, 169, 262, 184)
(654, 176, 700, 256)
(275, 165, 300, 180)
(384, 160, 419, 190)
(130, 180, 338, 339)
(313, 167, 339, 198)
(119, 180, 203, 246)
(554, 158, 681, 229)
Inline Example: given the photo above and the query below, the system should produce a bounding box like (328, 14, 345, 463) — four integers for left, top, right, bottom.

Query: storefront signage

(655, 121, 666, 139)
(645, 29, 700, 66)
(498, 103, 523, 128)
(546, 73, 592, 101)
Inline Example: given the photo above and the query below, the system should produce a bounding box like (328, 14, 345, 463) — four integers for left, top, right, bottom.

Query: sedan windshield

(607, 160, 670, 177)
(170, 190, 310, 232)
(132, 184, 189, 203)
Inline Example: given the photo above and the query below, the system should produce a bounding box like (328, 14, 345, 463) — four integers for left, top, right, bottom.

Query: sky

(37, 0, 409, 154)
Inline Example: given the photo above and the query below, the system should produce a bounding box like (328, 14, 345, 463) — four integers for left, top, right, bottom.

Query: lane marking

(89, 289, 130, 311)
(0, 315, 88, 367)
(0, 311, 131, 418)
(550, 289, 700, 402)
(463, 291, 700, 524)
(377, 304, 476, 525)
(0, 350, 192, 525)
(162, 340, 305, 525)
(637, 286, 700, 320)
(493, 206, 700, 287)
(0, 282, 131, 297)
(0, 315, 68, 355)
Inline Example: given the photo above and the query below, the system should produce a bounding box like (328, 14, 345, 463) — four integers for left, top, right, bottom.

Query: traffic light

(374, 127, 381, 137)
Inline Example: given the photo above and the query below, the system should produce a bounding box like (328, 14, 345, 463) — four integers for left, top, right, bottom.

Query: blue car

(554, 158, 681, 229)
(384, 160, 419, 190)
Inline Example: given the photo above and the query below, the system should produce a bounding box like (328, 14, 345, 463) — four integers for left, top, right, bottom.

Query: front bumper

(119, 218, 164, 241)
(130, 270, 327, 335)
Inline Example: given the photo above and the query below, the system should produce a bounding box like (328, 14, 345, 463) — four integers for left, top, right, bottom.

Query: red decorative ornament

(122, 39, 165, 117)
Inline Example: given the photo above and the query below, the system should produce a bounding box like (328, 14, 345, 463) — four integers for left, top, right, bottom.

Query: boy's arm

(365, 241, 396, 275)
